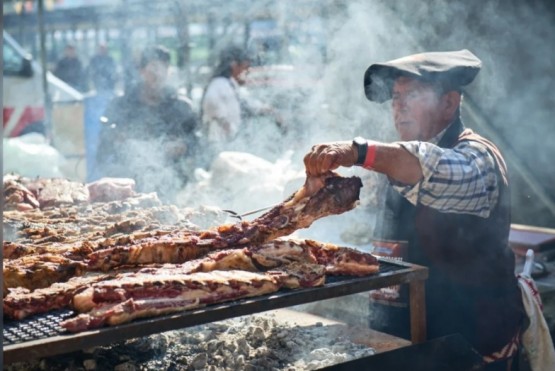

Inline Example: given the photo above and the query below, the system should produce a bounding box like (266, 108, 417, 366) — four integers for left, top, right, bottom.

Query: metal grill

(3, 259, 427, 364)
(4, 309, 74, 346)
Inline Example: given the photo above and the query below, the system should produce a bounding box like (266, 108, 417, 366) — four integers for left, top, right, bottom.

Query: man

(87, 43, 118, 93)
(303, 50, 523, 370)
(96, 45, 198, 202)
(54, 44, 85, 92)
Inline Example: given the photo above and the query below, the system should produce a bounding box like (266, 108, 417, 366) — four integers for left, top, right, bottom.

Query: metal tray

(3, 259, 427, 364)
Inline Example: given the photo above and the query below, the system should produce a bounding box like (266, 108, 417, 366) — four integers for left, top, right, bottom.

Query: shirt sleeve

(392, 140, 500, 218)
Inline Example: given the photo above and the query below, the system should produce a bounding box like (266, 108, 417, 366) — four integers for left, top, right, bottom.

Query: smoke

(68, 0, 554, 228)
(118, 138, 185, 202)
(229, 0, 555, 233)
(378, 0, 555, 225)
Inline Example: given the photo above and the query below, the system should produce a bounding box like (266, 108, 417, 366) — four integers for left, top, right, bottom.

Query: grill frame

(3, 259, 427, 364)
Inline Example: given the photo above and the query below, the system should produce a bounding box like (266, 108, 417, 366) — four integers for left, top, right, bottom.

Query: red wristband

(362, 143, 376, 169)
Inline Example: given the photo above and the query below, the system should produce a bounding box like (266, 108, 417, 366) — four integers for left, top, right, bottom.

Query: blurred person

(87, 43, 118, 93)
(84, 43, 119, 182)
(201, 45, 284, 161)
(54, 44, 86, 92)
(95, 45, 198, 202)
(303, 50, 526, 370)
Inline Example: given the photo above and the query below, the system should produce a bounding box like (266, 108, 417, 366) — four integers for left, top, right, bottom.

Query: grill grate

(3, 309, 74, 345)
(3, 260, 407, 346)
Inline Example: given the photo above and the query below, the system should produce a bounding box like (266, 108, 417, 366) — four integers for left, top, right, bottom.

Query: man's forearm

(371, 143, 423, 185)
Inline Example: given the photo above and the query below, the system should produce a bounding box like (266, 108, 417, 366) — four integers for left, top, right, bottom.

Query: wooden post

(409, 279, 426, 343)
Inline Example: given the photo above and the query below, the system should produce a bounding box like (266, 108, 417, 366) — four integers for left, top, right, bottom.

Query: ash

(6, 312, 375, 371)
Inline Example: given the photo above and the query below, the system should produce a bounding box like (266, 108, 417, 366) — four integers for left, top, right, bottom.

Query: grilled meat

(3, 254, 87, 296)
(3, 274, 111, 320)
(63, 270, 287, 331)
(22, 177, 90, 208)
(252, 238, 379, 276)
(3, 175, 40, 211)
(87, 173, 362, 270)
(62, 264, 325, 332)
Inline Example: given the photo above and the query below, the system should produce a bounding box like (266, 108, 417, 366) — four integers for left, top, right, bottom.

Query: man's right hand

(303, 141, 357, 176)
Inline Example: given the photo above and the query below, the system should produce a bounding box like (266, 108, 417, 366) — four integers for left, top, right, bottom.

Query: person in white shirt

(201, 45, 284, 161)
(201, 46, 252, 145)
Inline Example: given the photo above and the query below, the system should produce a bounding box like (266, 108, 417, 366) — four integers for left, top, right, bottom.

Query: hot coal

(5, 312, 375, 370)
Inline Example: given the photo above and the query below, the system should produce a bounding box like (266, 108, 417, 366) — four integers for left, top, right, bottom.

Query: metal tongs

(522, 249, 535, 277)
(223, 204, 277, 221)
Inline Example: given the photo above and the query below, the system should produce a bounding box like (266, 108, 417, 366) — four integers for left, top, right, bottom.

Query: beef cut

(88, 173, 362, 271)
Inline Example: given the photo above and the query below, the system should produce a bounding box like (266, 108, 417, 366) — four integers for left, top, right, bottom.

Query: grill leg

(409, 279, 426, 343)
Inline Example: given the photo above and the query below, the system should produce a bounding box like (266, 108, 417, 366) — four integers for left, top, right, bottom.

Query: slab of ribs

(3, 172, 379, 332)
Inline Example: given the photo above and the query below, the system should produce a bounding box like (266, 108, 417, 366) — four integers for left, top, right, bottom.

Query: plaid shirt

(392, 125, 499, 218)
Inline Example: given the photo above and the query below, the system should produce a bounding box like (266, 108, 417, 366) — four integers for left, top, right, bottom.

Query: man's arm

(303, 139, 499, 217)
(303, 140, 422, 184)
(393, 140, 499, 217)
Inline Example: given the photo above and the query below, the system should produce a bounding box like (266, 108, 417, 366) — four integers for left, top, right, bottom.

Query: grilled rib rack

(3, 259, 428, 364)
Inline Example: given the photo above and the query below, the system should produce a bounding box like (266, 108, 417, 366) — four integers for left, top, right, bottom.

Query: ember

(5, 312, 376, 371)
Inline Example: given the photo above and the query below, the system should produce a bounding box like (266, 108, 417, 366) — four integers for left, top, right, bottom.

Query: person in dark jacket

(54, 44, 86, 92)
(303, 50, 524, 371)
(96, 45, 198, 201)
(87, 43, 117, 93)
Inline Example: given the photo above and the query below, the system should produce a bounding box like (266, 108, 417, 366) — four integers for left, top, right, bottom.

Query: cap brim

(363, 64, 406, 103)
(363, 49, 482, 102)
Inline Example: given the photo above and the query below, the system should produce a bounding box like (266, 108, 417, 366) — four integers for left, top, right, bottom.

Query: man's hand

(303, 141, 357, 176)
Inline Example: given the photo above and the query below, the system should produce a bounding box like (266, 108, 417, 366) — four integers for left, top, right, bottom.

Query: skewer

(223, 204, 277, 221)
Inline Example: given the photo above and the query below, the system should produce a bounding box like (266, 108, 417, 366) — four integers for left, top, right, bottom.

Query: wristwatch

(352, 137, 368, 166)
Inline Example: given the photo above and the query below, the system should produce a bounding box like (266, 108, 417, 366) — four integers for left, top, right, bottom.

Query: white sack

(3, 133, 67, 178)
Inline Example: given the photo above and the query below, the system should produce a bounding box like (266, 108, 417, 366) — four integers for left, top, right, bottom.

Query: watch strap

(353, 137, 368, 165)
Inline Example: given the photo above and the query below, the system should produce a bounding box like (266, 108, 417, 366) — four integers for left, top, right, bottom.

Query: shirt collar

(430, 118, 457, 145)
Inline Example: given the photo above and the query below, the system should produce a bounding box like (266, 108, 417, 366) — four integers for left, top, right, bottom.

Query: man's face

(141, 60, 169, 91)
(391, 76, 444, 141)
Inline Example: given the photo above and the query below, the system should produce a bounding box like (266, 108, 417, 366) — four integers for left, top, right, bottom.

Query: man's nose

(393, 98, 408, 112)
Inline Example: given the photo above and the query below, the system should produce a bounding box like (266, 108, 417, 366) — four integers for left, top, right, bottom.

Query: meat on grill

(3, 173, 374, 331)
(3, 175, 40, 211)
(2, 237, 378, 320)
(251, 238, 379, 276)
(23, 177, 90, 209)
(0, 238, 379, 319)
(87, 173, 362, 271)
(3, 241, 95, 261)
(3, 274, 111, 320)
(3, 254, 87, 297)
(62, 266, 325, 332)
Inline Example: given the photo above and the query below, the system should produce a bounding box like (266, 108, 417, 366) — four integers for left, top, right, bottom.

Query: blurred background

(3, 0, 555, 228)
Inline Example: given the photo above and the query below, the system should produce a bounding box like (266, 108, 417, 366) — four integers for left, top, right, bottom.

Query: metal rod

(38, 0, 53, 142)
(240, 204, 277, 217)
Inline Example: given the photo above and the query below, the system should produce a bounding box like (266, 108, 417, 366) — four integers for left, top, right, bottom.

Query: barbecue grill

(4, 259, 428, 365)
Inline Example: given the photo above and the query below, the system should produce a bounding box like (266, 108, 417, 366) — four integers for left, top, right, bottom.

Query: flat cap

(363, 49, 482, 102)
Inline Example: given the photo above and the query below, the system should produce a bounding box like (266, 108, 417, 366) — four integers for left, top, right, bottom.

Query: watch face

(353, 137, 367, 165)
(354, 136, 366, 146)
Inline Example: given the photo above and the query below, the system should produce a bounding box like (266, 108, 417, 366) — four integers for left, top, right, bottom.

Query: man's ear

(442, 91, 461, 120)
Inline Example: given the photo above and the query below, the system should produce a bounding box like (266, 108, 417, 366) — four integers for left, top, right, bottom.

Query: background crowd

(55, 42, 287, 202)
